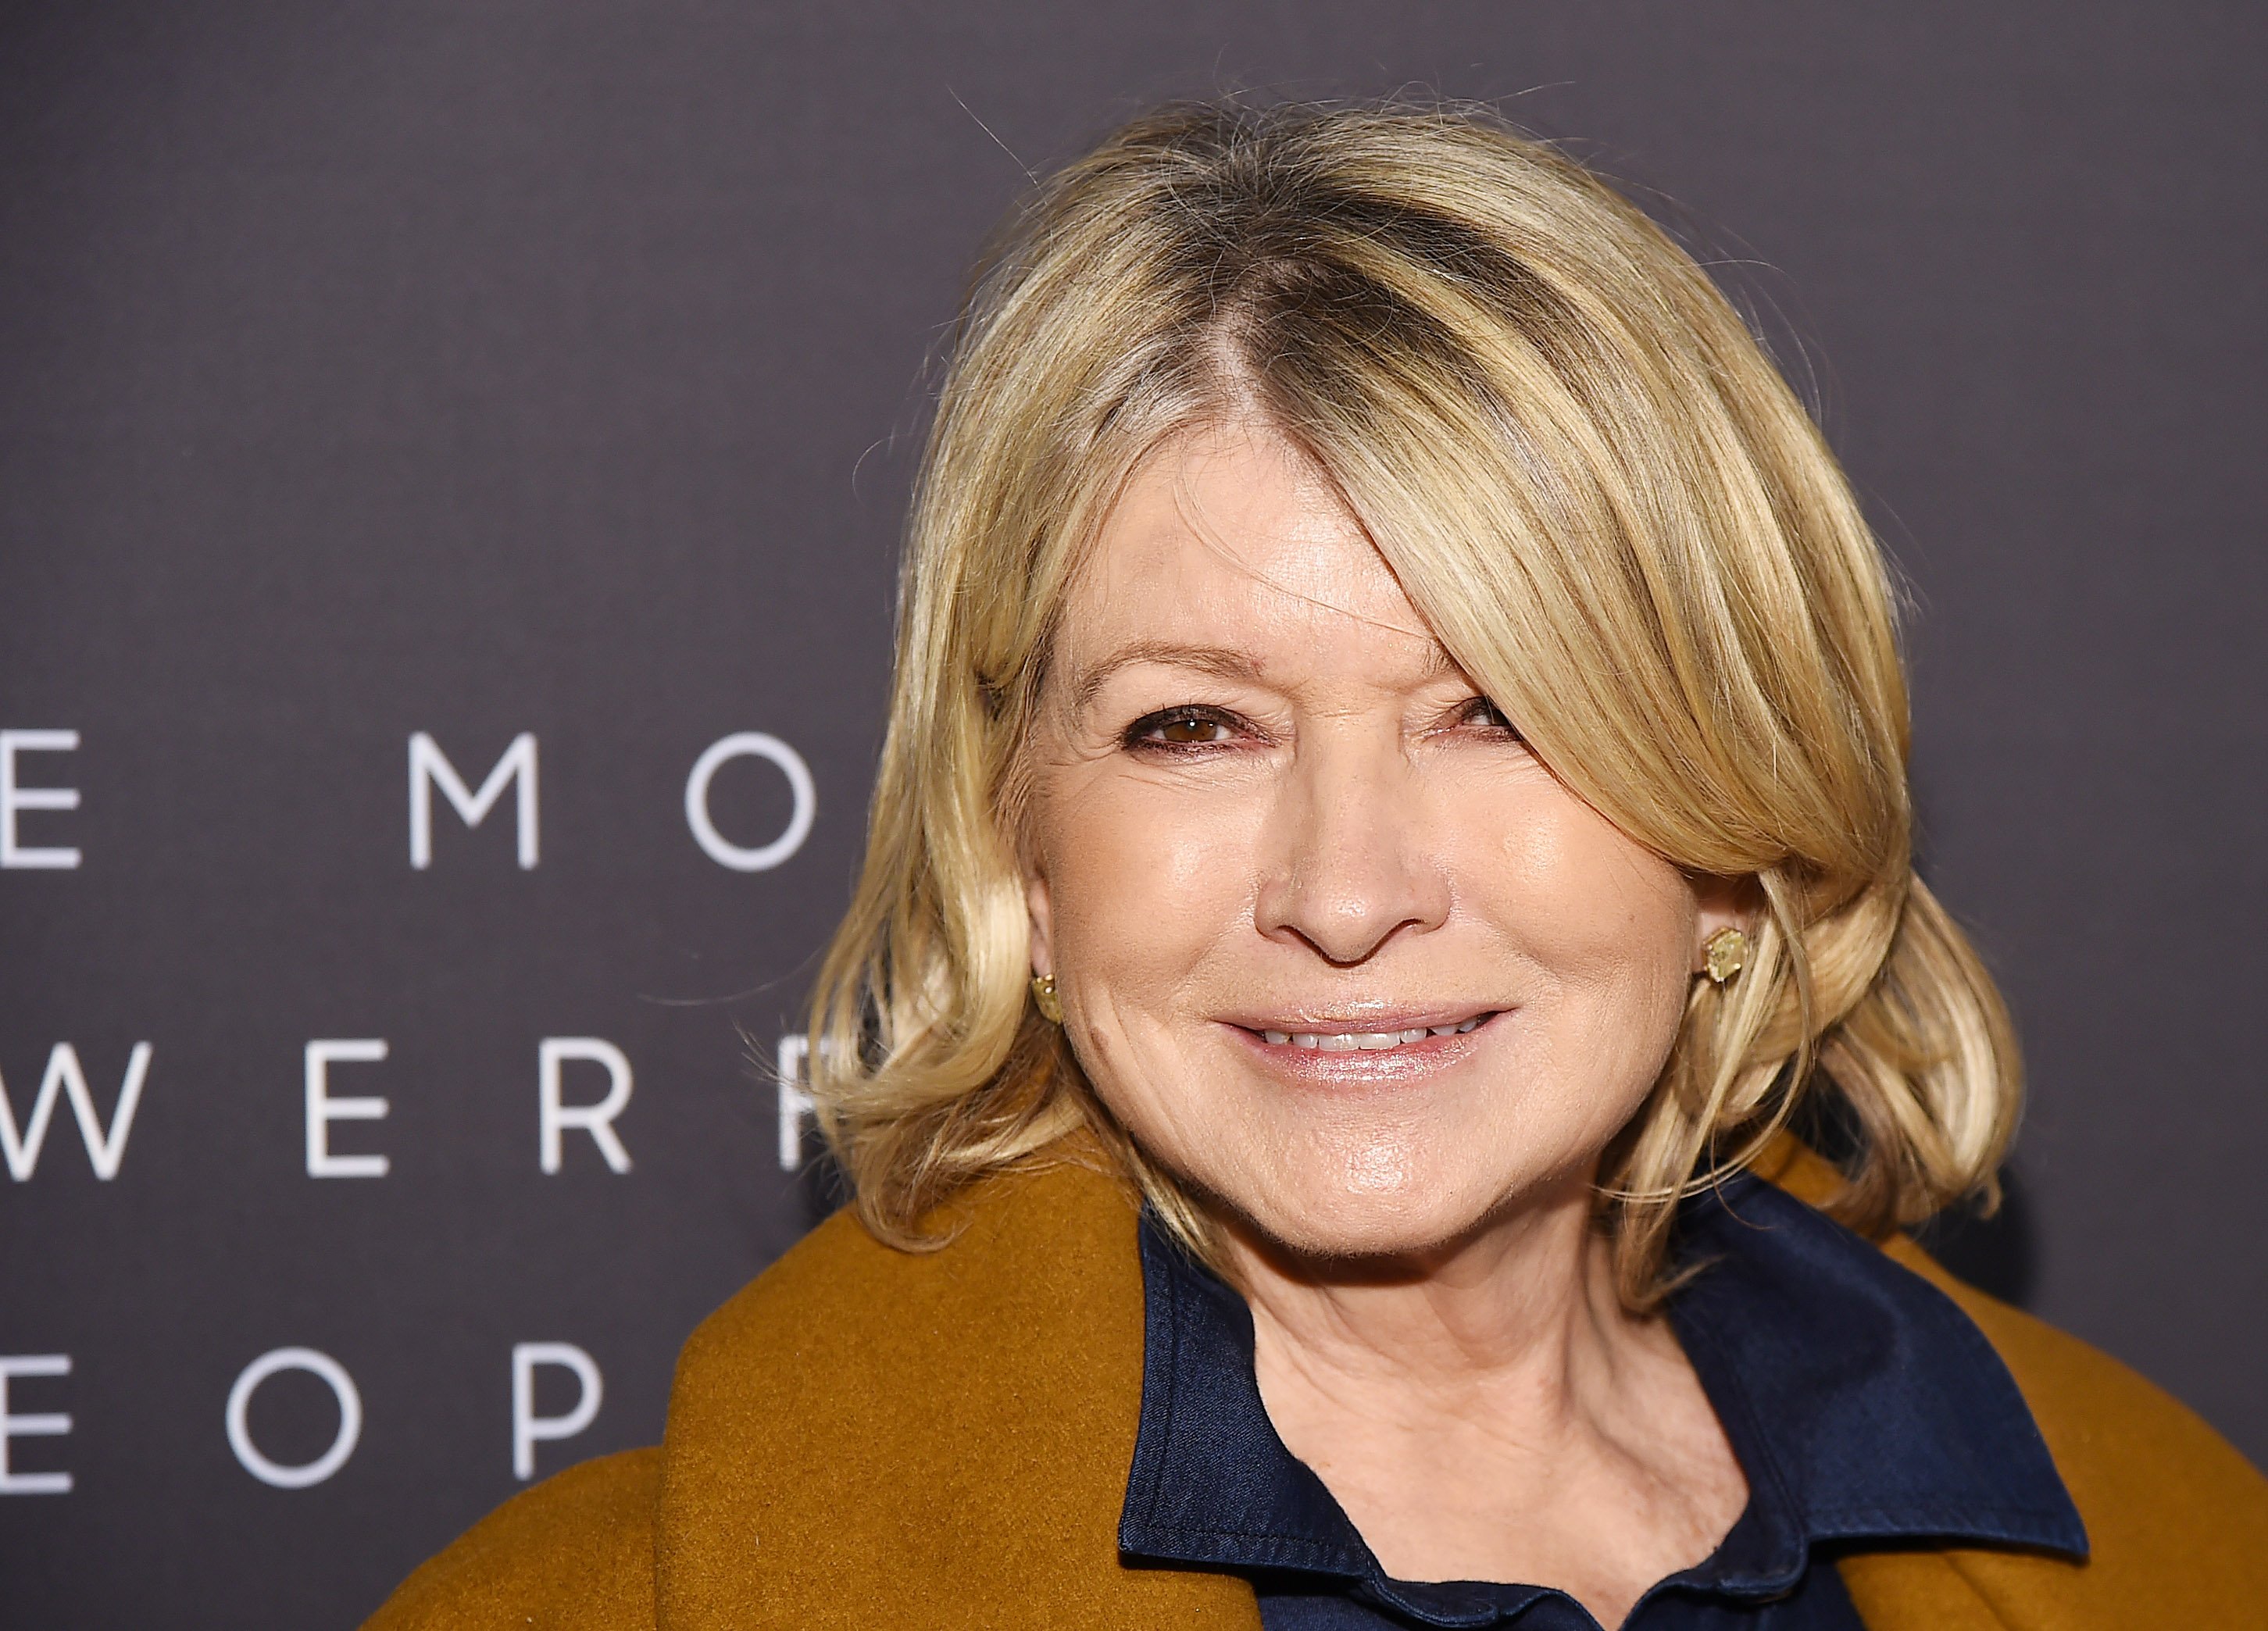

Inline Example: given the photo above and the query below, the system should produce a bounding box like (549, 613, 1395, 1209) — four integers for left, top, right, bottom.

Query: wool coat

(364, 1140, 2268, 1629)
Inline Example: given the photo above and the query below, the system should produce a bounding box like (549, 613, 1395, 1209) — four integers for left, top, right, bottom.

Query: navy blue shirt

(1118, 1174, 2086, 1629)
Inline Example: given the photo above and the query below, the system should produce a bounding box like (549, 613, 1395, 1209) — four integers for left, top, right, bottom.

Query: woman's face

(1023, 423, 1739, 1260)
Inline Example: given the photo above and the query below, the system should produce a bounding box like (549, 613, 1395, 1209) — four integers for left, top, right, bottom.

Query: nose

(1252, 727, 1451, 965)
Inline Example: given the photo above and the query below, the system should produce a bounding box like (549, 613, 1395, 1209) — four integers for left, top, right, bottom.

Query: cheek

(1481, 793, 1698, 1080)
(1034, 771, 1263, 1151)
(1041, 771, 1255, 979)
(1482, 770, 1692, 948)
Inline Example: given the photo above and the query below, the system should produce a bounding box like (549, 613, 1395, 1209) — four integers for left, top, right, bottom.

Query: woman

(369, 102, 2266, 1629)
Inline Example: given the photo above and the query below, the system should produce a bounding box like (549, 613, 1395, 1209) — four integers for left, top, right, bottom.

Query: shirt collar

(1118, 1170, 2086, 1605)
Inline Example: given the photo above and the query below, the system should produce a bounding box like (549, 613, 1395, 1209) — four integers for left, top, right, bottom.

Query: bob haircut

(805, 99, 2020, 1302)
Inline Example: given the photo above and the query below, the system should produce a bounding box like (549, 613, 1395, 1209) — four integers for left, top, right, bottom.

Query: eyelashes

(1455, 696, 1523, 739)
(1122, 705, 1247, 751)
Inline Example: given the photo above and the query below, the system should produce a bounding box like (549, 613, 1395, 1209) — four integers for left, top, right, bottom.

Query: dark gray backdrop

(2, 4, 2260, 1626)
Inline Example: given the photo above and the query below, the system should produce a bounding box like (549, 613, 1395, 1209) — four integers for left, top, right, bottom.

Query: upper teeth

(1260, 1019, 1484, 1050)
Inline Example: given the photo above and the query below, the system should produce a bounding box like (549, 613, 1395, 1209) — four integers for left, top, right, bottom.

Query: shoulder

(359, 1157, 1222, 1631)
(1754, 1138, 2268, 1623)
(656, 1145, 1161, 1505)
(677, 1150, 1142, 1383)
(655, 1155, 1253, 1628)
(362, 1446, 660, 1630)
(1884, 1233, 2268, 1616)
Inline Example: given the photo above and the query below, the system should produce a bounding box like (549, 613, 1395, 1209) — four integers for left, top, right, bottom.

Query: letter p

(511, 1342, 602, 1482)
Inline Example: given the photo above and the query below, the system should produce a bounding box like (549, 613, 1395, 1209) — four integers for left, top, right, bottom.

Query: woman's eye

(1460, 696, 1522, 736)
(1128, 708, 1238, 748)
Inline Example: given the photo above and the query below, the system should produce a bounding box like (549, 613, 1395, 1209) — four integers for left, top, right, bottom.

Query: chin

(1223, 1149, 1506, 1263)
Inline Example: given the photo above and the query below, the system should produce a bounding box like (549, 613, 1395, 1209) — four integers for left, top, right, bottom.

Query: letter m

(409, 733, 538, 869)
(0, 1043, 153, 1180)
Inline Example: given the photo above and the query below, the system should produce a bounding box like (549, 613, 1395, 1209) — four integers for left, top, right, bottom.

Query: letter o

(225, 1347, 363, 1490)
(684, 733, 815, 873)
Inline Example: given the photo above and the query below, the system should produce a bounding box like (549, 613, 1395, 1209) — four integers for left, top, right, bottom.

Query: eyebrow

(1064, 637, 1459, 716)
(1066, 641, 1270, 717)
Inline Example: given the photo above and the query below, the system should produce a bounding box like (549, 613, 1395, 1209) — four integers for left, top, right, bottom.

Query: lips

(1257, 1015, 1489, 1051)
(1224, 1008, 1498, 1087)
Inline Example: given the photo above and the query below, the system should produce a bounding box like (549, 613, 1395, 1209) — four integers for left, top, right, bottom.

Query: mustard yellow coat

(366, 1144, 2268, 1629)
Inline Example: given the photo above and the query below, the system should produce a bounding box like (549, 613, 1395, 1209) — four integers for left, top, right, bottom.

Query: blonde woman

(369, 102, 2267, 1629)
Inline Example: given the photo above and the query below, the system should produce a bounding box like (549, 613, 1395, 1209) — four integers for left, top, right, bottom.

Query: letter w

(0, 1043, 153, 1180)
(409, 732, 538, 869)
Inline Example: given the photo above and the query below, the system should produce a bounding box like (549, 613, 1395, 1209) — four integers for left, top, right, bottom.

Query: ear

(1024, 864, 1055, 980)
(1691, 873, 1759, 974)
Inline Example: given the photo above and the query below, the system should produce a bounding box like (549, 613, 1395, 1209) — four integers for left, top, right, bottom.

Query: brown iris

(1157, 713, 1225, 744)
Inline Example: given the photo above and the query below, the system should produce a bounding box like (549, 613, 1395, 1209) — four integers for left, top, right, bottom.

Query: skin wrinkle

(1022, 420, 1752, 1626)
(1166, 399, 1443, 654)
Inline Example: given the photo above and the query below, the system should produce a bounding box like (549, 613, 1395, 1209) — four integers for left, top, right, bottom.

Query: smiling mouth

(1250, 1014, 1495, 1051)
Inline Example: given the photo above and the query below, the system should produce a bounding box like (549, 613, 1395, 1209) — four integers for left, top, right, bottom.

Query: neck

(1215, 1168, 1746, 1614)
(1223, 1165, 1644, 1419)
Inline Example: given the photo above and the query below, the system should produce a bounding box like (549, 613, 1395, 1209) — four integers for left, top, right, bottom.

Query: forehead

(1063, 426, 1446, 680)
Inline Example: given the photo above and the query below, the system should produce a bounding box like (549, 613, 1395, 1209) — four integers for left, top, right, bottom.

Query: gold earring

(1702, 926, 1749, 985)
(1030, 973, 1063, 1023)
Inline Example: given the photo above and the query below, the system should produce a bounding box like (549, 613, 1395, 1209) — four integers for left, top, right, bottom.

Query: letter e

(305, 1040, 389, 1178)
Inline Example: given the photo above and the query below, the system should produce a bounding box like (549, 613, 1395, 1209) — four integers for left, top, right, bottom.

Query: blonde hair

(805, 99, 2020, 1302)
